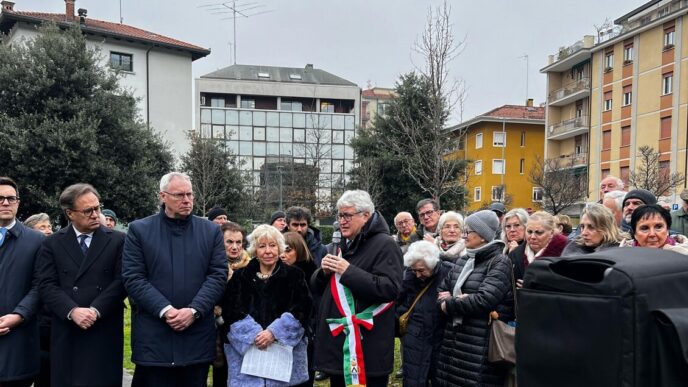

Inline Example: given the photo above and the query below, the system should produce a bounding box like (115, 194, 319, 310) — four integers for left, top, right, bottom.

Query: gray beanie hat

(465, 210, 500, 242)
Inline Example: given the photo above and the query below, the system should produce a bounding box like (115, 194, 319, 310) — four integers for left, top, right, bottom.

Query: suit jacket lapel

(58, 226, 85, 269)
(76, 226, 111, 281)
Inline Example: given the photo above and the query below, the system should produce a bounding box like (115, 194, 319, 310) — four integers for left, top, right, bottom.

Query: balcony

(541, 36, 594, 73)
(548, 116, 590, 140)
(548, 78, 590, 106)
(617, 0, 688, 34)
(557, 152, 588, 169)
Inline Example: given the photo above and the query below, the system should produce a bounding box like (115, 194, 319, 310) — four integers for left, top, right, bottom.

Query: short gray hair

(501, 208, 529, 242)
(160, 172, 191, 192)
(403, 240, 440, 269)
(394, 211, 413, 225)
(604, 190, 626, 211)
(336, 190, 375, 214)
(59, 184, 100, 211)
(437, 211, 464, 233)
(24, 213, 50, 228)
(247, 224, 286, 257)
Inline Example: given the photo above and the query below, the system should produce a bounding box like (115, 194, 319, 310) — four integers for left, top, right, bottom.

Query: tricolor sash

(326, 272, 393, 387)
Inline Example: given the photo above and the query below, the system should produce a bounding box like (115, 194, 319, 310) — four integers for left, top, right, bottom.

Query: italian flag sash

(326, 272, 394, 387)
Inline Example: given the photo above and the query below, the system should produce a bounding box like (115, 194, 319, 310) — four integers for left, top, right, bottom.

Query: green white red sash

(326, 272, 393, 387)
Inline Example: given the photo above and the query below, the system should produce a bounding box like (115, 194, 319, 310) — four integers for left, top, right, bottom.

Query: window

(110, 52, 132, 72)
(662, 73, 673, 95)
(620, 166, 630, 186)
(532, 187, 544, 202)
(493, 132, 506, 147)
(289, 74, 302, 80)
(491, 186, 505, 202)
(257, 72, 270, 79)
(520, 131, 525, 147)
(660, 161, 670, 178)
(664, 29, 675, 48)
(474, 160, 482, 175)
(474, 187, 482, 202)
(320, 102, 335, 113)
(519, 158, 525, 174)
(211, 98, 224, 108)
(604, 52, 614, 71)
(604, 92, 613, 111)
(576, 100, 584, 118)
(475, 133, 483, 149)
(623, 45, 633, 63)
(621, 126, 631, 147)
(602, 130, 611, 150)
(492, 159, 505, 175)
(377, 103, 390, 117)
(240, 99, 256, 109)
(622, 86, 632, 106)
(601, 168, 610, 178)
(661, 117, 672, 139)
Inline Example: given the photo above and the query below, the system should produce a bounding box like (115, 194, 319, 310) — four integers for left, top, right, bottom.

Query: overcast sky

(18, 0, 646, 125)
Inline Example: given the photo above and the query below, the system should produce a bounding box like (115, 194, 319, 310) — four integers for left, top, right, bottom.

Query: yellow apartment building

(543, 0, 688, 205)
(448, 103, 545, 212)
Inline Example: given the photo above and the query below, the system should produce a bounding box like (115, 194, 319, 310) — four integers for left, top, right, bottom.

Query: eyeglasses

(462, 230, 477, 237)
(0, 196, 19, 204)
(70, 205, 102, 217)
(163, 191, 194, 201)
(337, 211, 362, 222)
(526, 229, 547, 236)
(418, 209, 436, 219)
(397, 219, 413, 226)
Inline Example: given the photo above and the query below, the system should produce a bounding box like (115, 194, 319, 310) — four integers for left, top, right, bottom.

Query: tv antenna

(518, 54, 529, 104)
(199, 1, 273, 64)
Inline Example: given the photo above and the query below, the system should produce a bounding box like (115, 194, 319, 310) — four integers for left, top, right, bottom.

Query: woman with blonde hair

(562, 203, 626, 256)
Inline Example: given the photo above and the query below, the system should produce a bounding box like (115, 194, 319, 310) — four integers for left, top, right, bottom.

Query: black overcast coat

(311, 212, 403, 377)
(38, 225, 126, 387)
(434, 241, 514, 387)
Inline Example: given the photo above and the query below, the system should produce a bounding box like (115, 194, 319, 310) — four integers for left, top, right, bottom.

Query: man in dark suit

(37, 183, 126, 387)
(0, 177, 44, 387)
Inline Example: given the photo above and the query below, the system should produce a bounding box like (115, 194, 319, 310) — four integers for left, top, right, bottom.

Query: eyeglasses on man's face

(337, 211, 362, 222)
(0, 196, 19, 205)
(397, 219, 413, 226)
(163, 191, 194, 201)
(418, 209, 436, 219)
(70, 205, 103, 217)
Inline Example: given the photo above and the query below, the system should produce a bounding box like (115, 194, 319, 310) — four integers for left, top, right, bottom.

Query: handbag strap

(405, 280, 433, 317)
(485, 256, 518, 321)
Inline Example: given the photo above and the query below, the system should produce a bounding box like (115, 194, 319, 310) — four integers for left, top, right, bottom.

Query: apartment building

(195, 63, 360, 217)
(448, 103, 545, 212)
(542, 0, 688, 204)
(0, 0, 210, 156)
(361, 87, 395, 129)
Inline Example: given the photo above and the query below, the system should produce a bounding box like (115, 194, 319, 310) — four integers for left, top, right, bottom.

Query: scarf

(400, 226, 417, 242)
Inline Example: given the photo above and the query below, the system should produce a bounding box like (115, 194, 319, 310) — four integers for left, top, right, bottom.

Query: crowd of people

(1, 172, 687, 387)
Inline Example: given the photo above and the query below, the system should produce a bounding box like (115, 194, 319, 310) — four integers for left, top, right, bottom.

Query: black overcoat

(38, 225, 126, 387)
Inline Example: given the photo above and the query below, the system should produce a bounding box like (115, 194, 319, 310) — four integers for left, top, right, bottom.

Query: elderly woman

(562, 203, 626, 256)
(435, 211, 466, 263)
(619, 204, 688, 254)
(501, 208, 528, 254)
(435, 210, 514, 387)
(509, 211, 568, 287)
(222, 225, 312, 387)
(397, 241, 453, 386)
(23, 212, 53, 236)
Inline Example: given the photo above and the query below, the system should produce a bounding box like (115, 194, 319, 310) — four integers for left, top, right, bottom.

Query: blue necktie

(0, 227, 7, 247)
(78, 234, 89, 257)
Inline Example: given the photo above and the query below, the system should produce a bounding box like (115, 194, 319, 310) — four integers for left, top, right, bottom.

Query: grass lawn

(124, 301, 402, 386)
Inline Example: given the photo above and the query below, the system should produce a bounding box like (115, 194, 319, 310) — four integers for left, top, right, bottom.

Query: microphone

(329, 221, 341, 255)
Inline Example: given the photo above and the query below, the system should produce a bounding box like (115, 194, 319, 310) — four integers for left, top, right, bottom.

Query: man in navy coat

(123, 172, 227, 387)
(37, 183, 126, 387)
(0, 177, 44, 387)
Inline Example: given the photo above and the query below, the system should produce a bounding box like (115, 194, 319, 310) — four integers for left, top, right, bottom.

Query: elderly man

(393, 211, 419, 254)
(122, 172, 227, 387)
(0, 177, 44, 387)
(621, 188, 657, 232)
(102, 209, 118, 230)
(599, 175, 624, 201)
(603, 190, 626, 226)
(415, 199, 442, 242)
(312, 190, 402, 387)
(38, 183, 127, 387)
(286, 206, 327, 266)
(206, 206, 228, 226)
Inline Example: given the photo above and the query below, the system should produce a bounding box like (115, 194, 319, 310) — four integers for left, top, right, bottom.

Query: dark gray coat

(38, 225, 126, 387)
(434, 242, 514, 387)
(0, 222, 43, 382)
(397, 261, 453, 387)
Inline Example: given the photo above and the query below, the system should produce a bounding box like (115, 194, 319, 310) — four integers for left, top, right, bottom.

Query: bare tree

(628, 145, 685, 197)
(528, 156, 588, 215)
(384, 1, 468, 206)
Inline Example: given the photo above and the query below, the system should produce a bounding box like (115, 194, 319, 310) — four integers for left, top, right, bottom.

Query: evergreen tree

(0, 24, 173, 223)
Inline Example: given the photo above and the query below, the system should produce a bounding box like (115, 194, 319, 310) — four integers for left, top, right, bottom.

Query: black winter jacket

(311, 212, 402, 377)
(435, 241, 514, 387)
(397, 261, 454, 387)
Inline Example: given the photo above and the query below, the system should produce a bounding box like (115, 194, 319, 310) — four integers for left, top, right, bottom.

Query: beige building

(361, 87, 395, 129)
(542, 0, 688, 205)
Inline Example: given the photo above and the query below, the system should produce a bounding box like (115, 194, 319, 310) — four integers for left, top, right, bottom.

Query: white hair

(247, 224, 286, 257)
(600, 175, 624, 190)
(336, 190, 375, 214)
(500, 208, 529, 242)
(159, 172, 191, 192)
(604, 190, 626, 211)
(394, 211, 413, 225)
(436, 211, 464, 233)
(403, 240, 440, 269)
